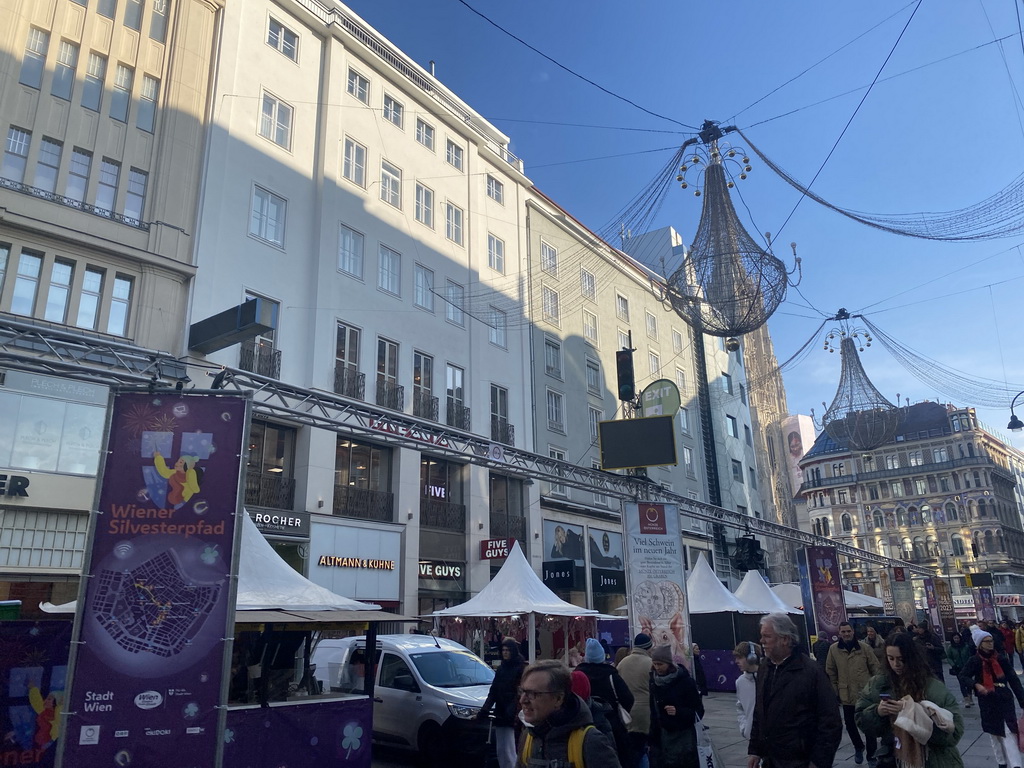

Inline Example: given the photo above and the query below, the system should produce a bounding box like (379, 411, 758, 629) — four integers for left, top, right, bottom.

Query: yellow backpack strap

(519, 732, 534, 767)
(568, 725, 595, 768)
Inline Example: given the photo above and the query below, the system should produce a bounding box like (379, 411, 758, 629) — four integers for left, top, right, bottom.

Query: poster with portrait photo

(544, 520, 585, 565)
(589, 528, 625, 594)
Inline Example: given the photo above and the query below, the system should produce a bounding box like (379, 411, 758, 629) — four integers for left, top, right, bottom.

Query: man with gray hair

(747, 613, 841, 768)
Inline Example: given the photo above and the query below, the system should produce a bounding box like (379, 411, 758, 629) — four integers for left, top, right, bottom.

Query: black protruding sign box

(598, 415, 677, 470)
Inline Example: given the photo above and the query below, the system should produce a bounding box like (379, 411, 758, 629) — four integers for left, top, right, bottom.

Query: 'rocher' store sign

(250, 510, 309, 538)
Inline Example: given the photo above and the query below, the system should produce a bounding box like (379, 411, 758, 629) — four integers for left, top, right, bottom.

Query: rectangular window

(149, 0, 170, 42)
(347, 69, 369, 103)
(76, 266, 103, 328)
(383, 94, 404, 128)
(726, 415, 738, 438)
(740, 383, 747, 405)
(915, 478, 927, 495)
(732, 460, 744, 483)
(744, 424, 753, 446)
(336, 321, 361, 373)
(648, 351, 660, 376)
(547, 390, 564, 431)
(445, 139, 463, 170)
(684, 446, 695, 476)
(589, 406, 602, 442)
(2, 127, 31, 183)
(488, 306, 506, 347)
(445, 202, 463, 244)
(540, 241, 558, 275)
(34, 138, 62, 193)
(123, 168, 147, 221)
(377, 244, 401, 295)
(380, 161, 401, 207)
(680, 407, 690, 434)
(646, 311, 658, 339)
(542, 285, 560, 324)
(110, 64, 133, 122)
(415, 119, 434, 150)
(615, 293, 629, 322)
(617, 329, 630, 351)
(338, 224, 364, 278)
(592, 460, 607, 506)
(548, 448, 567, 495)
(580, 268, 596, 300)
(95, 158, 120, 214)
(65, 148, 91, 203)
(582, 309, 598, 344)
(107, 274, 132, 336)
(82, 53, 106, 111)
(12, 251, 43, 316)
(125, 0, 143, 30)
(413, 351, 433, 397)
(98, 0, 117, 18)
(890, 481, 903, 498)
(675, 367, 686, 394)
(486, 175, 504, 203)
(19, 28, 48, 89)
(414, 265, 434, 311)
(487, 233, 504, 272)
(722, 372, 733, 394)
(267, 18, 298, 61)
(544, 338, 562, 378)
(259, 93, 292, 148)
(342, 137, 366, 186)
(414, 183, 433, 227)
(749, 467, 758, 489)
(137, 75, 159, 132)
(52, 41, 79, 100)
(672, 328, 683, 353)
(45, 259, 74, 323)
(445, 281, 464, 326)
(249, 185, 286, 246)
(586, 359, 601, 394)
(447, 364, 465, 415)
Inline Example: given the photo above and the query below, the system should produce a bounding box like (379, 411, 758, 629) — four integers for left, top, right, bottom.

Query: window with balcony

(421, 457, 465, 529)
(65, 148, 91, 203)
(376, 337, 403, 409)
(245, 420, 296, 510)
(335, 438, 393, 522)
(123, 168, 147, 222)
(446, 364, 468, 429)
(413, 351, 437, 420)
(2, 127, 31, 183)
(490, 384, 513, 445)
(239, 291, 280, 377)
(334, 322, 363, 399)
(34, 138, 62, 193)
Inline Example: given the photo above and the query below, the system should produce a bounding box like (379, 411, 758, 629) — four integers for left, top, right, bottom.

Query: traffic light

(732, 536, 766, 572)
(615, 349, 635, 402)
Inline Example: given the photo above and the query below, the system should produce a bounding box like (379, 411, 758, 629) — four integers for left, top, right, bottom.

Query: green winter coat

(945, 643, 971, 675)
(855, 674, 964, 768)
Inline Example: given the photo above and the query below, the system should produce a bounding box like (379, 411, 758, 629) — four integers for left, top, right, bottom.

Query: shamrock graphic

(183, 702, 199, 718)
(223, 728, 234, 744)
(341, 722, 363, 759)
(200, 545, 219, 565)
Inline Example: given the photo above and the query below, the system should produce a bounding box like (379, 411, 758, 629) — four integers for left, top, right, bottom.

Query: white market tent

(686, 553, 761, 614)
(770, 583, 884, 613)
(735, 570, 804, 615)
(430, 540, 599, 661)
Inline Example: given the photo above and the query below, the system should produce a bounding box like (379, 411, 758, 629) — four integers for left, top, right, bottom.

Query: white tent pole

(563, 616, 569, 661)
(529, 613, 536, 663)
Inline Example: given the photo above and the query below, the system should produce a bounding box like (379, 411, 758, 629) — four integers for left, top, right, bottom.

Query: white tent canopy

(431, 540, 599, 618)
(770, 583, 884, 612)
(686, 553, 761, 614)
(734, 570, 804, 615)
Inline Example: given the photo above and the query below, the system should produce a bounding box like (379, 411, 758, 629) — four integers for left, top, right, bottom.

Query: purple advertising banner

(923, 579, 941, 632)
(974, 587, 997, 622)
(933, 578, 958, 641)
(0, 621, 72, 768)
(60, 392, 247, 768)
(806, 546, 847, 643)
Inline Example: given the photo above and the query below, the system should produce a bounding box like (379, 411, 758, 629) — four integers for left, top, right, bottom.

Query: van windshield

(410, 650, 495, 688)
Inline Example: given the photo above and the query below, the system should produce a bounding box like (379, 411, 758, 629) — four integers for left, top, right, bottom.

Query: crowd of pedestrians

(477, 615, 1024, 768)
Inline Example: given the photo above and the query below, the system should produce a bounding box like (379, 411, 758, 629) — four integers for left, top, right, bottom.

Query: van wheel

(417, 721, 444, 767)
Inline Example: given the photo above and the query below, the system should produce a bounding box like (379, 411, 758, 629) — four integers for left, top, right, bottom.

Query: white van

(312, 634, 494, 764)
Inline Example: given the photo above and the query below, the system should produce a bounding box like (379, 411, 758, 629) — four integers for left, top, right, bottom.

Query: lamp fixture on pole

(1008, 390, 1024, 432)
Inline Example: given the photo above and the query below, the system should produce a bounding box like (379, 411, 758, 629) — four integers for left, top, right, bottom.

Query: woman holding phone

(855, 632, 964, 768)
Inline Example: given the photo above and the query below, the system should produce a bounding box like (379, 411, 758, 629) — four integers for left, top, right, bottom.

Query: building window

(66, 148, 92, 203)
(52, 41, 79, 100)
(123, 168, 147, 221)
(414, 265, 434, 311)
(377, 244, 400, 295)
(2, 127, 31, 183)
(249, 185, 286, 247)
(108, 274, 133, 336)
(267, 18, 298, 61)
(338, 224, 364, 278)
(34, 138, 62, 193)
(259, 92, 293, 148)
(646, 311, 658, 339)
(616, 294, 629, 322)
(592, 460, 607, 506)
(544, 338, 562, 378)
(684, 446, 695, 476)
(82, 53, 106, 112)
(726, 415, 738, 438)
(586, 359, 601, 395)
(380, 161, 402, 207)
(110, 64, 134, 123)
(342, 137, 366, 186)
(383, 94, 404, 128)
(722, 372, 733, 394)
(137, 75, 159, 132)
(76, 267, 103, 328)
(908, 450, 923, 467)
(125, 0, 143, 30)
(914, 478, 927, 495)
(675, 368, 687, 395)
(95, 158, 121, 215)
(732, 460, 743, 483)
(648, 351, 660, 376)
(11, 251, 43, 316)
(488, 306, 507, 347)
(744, 424, 753, 447)
(447, 364, 465, 418)
(589, 406, 602, 442)
(740, 383, 747, 405)
(445, 281, 464, 326)
(934, 447, 949, 462)
(376, 337, 399, 392)
(542, 286, 560, 324)
(414, 183, 434, 227)
(445, 139, 463, 170)
(445, 202, 464, 244)
(672, 328, 683, 353)
(547, 390, 564, 432)
(149, 0, 170, 42)
(580, 268, 596, 300)
(19, 28, 48, 89)
(582, 309, 598, 344)
(487, 233, 504, 272)
(891, 481, 903, 498)
(680, 407, 690, 434)
(749, 467, 757, 489)
(486, 175, 504, 203)
(415, 118, 434, 150)
(347, 69, 369, 103)
(885, 454, 899, 470)
(540, 241, 558, 276)
(336, 321, 361, 378)
(548, 447, 567, 495)
(98, 0, 117, 18)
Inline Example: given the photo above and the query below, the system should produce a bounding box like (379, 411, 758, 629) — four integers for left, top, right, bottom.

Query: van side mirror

(393, 673, 419, 693)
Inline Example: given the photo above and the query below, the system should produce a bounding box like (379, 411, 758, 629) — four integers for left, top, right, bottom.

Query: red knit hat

(570, 669, 591, 699)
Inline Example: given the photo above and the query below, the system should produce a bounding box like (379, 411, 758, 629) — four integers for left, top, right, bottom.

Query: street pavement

(370, 663, 1009, 768)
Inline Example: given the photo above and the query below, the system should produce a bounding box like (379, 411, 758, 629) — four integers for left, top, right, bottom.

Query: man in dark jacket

(912, 621, 945, 681)
(747, 613, 842, 768)
(479, 637, 528, 768)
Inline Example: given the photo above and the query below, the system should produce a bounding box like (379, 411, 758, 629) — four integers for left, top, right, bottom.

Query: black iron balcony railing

(413, 390, 439, 421)
(446, 401, 471, 430)
(239, 340, 281, 378)
(334, 364, 365, 400)
(0, 176, 150, 229)
(489, 515, 527, 542)
(333, 485, 394, 522)
(376, 379, 405, 410)
(798, 454, 1013, 493)
(421, 499, 466, 531)
(491, 416, 515, 446)
(244, 472, 296, 510)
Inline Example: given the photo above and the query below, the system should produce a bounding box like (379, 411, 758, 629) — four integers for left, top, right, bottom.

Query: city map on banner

(59, 391, 248, 768)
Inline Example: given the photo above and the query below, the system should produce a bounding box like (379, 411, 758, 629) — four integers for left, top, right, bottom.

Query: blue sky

(343, 0, 1024, 445)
